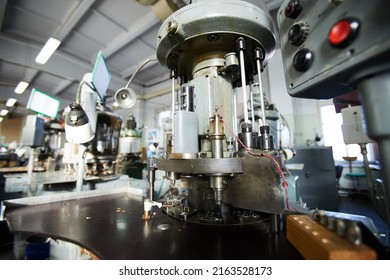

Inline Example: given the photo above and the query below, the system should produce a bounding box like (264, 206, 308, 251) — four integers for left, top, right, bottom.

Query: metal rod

(360, 143, 375, 200)
(171, 69, 176, 140)
(233, 89, 239, 151)
(148, 168, 156, 201)
(27, 148, 34, 185)
(239, 49, 249, 124)
(256, 58, 267, 127)
(250, 84, 255, 129)
(271, 214, 281, 234)
(76, 144, 87, 192)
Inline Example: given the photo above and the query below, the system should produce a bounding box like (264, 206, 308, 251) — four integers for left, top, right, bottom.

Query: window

(320, 104, 377, 162)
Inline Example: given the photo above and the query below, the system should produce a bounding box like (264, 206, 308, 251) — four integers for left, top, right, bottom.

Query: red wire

(218, 108, 293, 211)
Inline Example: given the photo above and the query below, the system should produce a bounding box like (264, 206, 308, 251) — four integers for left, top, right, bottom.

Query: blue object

(25, 236, 50, 260)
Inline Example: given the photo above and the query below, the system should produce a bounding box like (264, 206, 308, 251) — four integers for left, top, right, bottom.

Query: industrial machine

(35, 120, 65, 172)
(139, 0, 293, 229)
(117, 114, 146, 179)
(63, 53, 122, 189)
(2, 0, 390, 260)
(4, 53, 123, 195)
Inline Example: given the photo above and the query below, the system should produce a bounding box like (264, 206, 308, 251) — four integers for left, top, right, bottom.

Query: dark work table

(2, 189, 303, 260)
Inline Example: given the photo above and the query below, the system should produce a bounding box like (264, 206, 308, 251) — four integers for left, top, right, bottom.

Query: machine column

(358, 71, 390, 243)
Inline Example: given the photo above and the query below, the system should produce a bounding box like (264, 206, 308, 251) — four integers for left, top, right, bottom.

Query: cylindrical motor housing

(174, 111, 199, 153)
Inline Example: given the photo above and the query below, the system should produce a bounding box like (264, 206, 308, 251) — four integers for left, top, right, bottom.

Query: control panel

(277, 0, 390, 99)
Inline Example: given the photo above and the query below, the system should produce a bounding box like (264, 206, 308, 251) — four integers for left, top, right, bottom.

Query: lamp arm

(125, 56, 157, 88)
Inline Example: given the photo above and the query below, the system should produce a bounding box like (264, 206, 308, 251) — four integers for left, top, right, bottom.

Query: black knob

(285, 0, 303, 19)
(288, 21, 310, 46)
(293, 48, 314, 72)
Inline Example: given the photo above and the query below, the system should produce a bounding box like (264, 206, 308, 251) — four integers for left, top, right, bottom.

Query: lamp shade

(64, 103, 94, 144)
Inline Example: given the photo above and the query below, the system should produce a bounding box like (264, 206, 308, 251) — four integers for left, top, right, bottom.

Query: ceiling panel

(33, 72, 65, 92)
(96, 0, 151, 29)
(3, 1, 66, 42)
(0, 61, 25, 82)
(106, 52, 134, 74)
(76, 10, 125, 47)
(138, 24, 160, 49)
(117, 39, 155, 66)
(0, 0, 283, 122)
(61, 31, 103, 61)
(11, 0, 77, 21)
(138, 66, 169, 86)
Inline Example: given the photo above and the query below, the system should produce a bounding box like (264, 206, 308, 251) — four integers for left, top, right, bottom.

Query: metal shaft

(250, 86, 256, 129)
(76, 144, 87, 192)
(239, 48, 249, 124)
(27, 148, 35, 185)
(148, 166, 156, 201)
(256, 56, 267, 126)
(171, 69, 177, 142)
(233, 89, 239, 151)
(360, 143, 375, 202)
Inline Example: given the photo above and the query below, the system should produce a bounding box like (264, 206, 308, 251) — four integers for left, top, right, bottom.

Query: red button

(328, 19, 359, 48)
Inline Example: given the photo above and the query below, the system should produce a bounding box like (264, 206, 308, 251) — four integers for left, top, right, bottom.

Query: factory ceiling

(0, 0, 282, 119)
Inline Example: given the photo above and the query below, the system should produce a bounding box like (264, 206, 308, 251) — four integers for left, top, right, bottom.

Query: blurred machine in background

(37, 120, 65, 172)
(286, 146, 339, 211)
(63, 52, 122, 182)
(117, 114, 146, 179)
(4, 53, 123, 194)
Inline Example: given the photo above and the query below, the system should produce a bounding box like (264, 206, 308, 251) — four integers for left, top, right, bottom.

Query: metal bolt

(336, 219, 347, 237)
(167, 20, 179, 34)
(327, 216, 336, 231)
(318, 210, 327, 225)
(347, 222, 362, 245)
(208, 34, 219, 42)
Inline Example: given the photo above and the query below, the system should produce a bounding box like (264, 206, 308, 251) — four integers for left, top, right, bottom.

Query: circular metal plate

(156, 0, 276, 78)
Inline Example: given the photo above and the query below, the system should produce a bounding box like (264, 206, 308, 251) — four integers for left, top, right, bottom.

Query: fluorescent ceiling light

(35, 37, 61, 64)
(6, 98, 17, 107)
(0, 109, 9, 116)
(15, 81, 29, 94)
